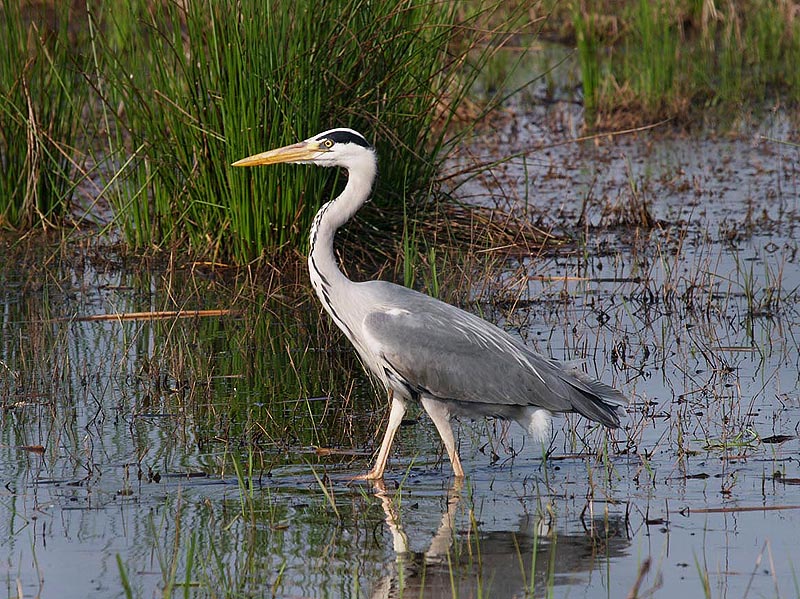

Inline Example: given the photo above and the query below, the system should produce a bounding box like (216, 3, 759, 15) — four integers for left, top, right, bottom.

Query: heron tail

(563, 368, 628, 428)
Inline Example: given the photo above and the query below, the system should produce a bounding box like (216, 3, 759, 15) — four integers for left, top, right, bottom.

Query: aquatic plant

(90, 0, 496, 262)
(565, 0, 800, 127)
(573, 6, 603, 120)
(0, 1, 88, 229)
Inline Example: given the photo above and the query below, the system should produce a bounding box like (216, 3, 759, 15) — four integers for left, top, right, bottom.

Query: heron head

(232, 128, 373, 169)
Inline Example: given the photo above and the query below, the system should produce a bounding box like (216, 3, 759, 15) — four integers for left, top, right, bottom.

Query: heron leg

(354, 393, 406, 480)
(420, 397, 464, 478)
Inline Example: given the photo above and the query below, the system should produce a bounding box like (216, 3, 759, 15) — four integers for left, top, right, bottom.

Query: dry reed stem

(54, 309, 240, 323)
(681, 504, 800, 515)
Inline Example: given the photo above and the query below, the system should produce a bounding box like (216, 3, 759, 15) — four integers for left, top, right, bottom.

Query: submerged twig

(54, 309, 240, 323)
(681, 504, 800, 516)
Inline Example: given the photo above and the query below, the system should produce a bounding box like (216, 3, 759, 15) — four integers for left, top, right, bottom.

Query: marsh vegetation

(1, 1, 799, 598)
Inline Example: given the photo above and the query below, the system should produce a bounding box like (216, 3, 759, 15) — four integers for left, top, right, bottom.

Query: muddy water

(2, 109, 799, 598)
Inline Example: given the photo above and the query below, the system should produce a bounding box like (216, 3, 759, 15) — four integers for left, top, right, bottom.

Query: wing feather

(360, 290, 626, 427)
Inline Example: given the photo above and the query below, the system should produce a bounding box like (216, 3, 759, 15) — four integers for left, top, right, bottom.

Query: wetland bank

(3, 1, 800, 598)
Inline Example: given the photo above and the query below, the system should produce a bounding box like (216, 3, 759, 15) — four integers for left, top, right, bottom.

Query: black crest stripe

(317, 129, 371, 148)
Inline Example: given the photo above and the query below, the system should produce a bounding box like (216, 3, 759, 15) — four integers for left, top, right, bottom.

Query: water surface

(2, 102, 799, 598)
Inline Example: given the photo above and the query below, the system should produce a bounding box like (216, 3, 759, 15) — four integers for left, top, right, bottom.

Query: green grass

(1, 0, 511, 261)
(626, 0, 678, 114)
(573, 6, 602, 120)
(702, 0, 800, 107)
(4, 0, 800, 241)
(88, 0, 496, 262)
(567, 0, 800, 127)
(0, 1, 89, 229)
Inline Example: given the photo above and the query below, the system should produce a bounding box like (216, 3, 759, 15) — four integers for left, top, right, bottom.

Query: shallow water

(2, 104, 800, 598)
(446, 100, 800, 597)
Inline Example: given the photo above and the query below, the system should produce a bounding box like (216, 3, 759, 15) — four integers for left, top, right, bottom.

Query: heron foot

(350, 469, 384, 481)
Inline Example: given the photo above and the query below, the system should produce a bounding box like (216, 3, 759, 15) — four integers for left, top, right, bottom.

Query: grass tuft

(87, 0, 497, 262)
(566, 0, 800, 128)
(0, 1, 88, 230)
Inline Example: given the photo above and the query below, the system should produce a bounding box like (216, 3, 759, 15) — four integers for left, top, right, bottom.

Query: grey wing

(361, 301, 627, 427)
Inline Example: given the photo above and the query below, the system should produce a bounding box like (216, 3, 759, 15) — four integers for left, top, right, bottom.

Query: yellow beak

(231, 140, 323, 167)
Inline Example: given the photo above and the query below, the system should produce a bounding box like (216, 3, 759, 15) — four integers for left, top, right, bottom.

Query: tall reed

(573, 6, 601, 120)
(568, 0, 800, 127)
(626, 0, 678, 114)
(0, 2, 88, 229)
(702, 0, 800, 107)
(93, 0, 484, 262)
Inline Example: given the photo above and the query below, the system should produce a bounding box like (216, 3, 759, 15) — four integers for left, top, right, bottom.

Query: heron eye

(321, 139, 334, 149)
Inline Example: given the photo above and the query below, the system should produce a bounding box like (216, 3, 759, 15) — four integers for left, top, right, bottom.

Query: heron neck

(308, 153, 377, 304)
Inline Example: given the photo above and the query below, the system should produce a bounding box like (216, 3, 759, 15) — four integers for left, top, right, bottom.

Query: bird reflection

(368, 480, 630, 598)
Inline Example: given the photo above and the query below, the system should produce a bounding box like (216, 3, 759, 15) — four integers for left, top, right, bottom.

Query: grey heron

(233, 128, 628, 479)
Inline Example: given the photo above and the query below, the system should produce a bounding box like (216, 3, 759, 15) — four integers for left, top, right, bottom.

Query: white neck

(307, 150, 377, 323)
